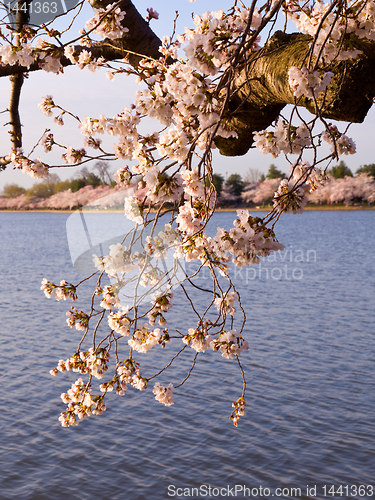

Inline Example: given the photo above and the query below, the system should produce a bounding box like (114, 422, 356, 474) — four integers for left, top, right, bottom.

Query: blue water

(0, 210, 374, 500)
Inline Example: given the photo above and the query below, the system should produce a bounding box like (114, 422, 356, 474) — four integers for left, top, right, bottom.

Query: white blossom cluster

(322, 124, 357, 156)
(99, 376, 126, 395)
(116, 359, 148, 392)
(288, 66, 334, 99)
(98, 362, 141, 395)
(182, 7, 262, 75)
(153, 382, 174, 406)
(352, 0, 375, 40)
(143, 167, 184, 204)
(96, 284, 120, 310)
(100, 359, 147, 396)
(34, 38, 63, 73)
(61, 145, 87, 164)
(92, 359, 148, 396)
(183, 321, 213, 352)
(175, 201, 207, 235)
(50, 348, 110, 380)
(76, 105, 143, 166)
(108, 310, 131, 336)
(113, 166, 132, 188)
(253, 119, 311, 158)
(174, 233, 213, 264)
(214, 291, 238, 317)
(145, 224, 181, 261)
(10, 149, 49, 179)
(128, 324, 161, 353)
(124, 196, 143, 225)
(273, 180, 308, 215)
(0, 39, 61, 73)
(59, 379, 106, 427)
(93, 243, 136, 278)
(41, 133, 55, 153)
(211, 210, 285, 268)
(173, 209, 285, 274)
(0, 11, 128, 78)
(0, 42, 34, 68)
(38, 95, 55, 117)
(86, 349, 111, 379)
(139, 266, 164, 288)
(64, 46, 105, 72)
(211, 329, 249, 359)
(180, 167, 206, 199)
(41, 279, 77, 301)
(286, 0, 369, 62)
(92, 238, 176, 321)
(85, 3, 128, 40)
(132, 55, 236, 160)
(290, 161, 328, 192)
(148, 289, 174, 326)
(66, 307, 89, 331)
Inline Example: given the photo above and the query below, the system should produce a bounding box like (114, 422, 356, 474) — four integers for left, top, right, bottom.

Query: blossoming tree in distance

(2, 0, 375, 427)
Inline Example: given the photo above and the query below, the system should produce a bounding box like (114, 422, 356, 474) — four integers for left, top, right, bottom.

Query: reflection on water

(0, 210, 374, 500)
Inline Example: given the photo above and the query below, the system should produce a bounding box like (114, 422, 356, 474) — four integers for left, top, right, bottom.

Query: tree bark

(88, 0, 163, 66)
(215, 31, 375, 155)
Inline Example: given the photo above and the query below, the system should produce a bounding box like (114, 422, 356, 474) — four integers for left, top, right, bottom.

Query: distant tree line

(216, 162, 375, 206)
(2, 162, 112, 199)
(1, 161, 375, 209)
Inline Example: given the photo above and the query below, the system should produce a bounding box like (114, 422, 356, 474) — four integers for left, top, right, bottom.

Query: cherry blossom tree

(218, 183, 238, 205)
(2, 0, 375, 427)
(308, 172, 375, 205)
(242, 178, 282, 206)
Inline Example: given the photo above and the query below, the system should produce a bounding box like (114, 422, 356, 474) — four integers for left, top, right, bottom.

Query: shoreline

(217, 205, 375, 211)
(0, 205, 374, 213)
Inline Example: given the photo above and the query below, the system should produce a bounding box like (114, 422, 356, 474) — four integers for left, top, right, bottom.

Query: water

(0, 210, 374, 500)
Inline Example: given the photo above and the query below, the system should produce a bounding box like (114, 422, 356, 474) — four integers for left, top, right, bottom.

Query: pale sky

(1, 0, 374, 191)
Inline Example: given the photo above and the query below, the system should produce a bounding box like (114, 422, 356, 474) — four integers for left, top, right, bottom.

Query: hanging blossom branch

(4, 0, 375, 427)
(34, 3, 290, 427)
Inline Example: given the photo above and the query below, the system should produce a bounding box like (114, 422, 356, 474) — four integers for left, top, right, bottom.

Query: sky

(1, 0, 375, 192)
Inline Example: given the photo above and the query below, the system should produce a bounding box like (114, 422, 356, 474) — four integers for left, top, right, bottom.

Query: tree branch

(0, 0, 163, 166)
(215, 32, 375, 155)
(88, 0, 163, 66)
(0, 0, 31, 167)
(0, 0, 163, 78)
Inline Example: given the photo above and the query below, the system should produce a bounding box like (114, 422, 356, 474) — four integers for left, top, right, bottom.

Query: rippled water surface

(0, 210, 374, 500)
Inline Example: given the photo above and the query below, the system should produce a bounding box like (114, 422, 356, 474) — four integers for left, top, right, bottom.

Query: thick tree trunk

(215, 32, 375, 155)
